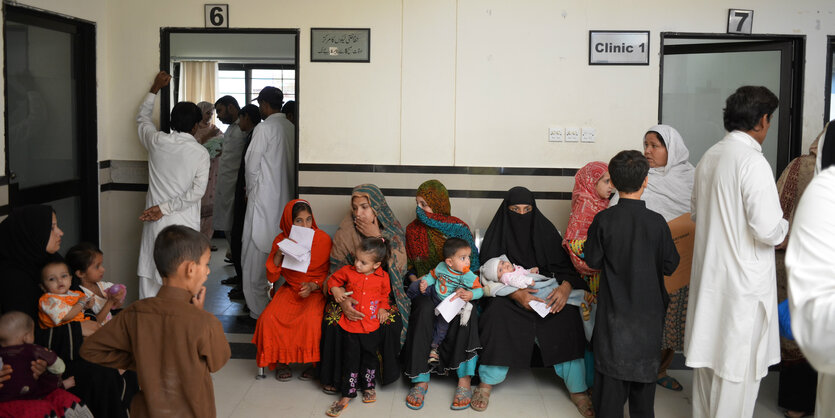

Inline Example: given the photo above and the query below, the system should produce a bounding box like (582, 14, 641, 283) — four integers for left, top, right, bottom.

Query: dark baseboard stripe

(299, 163, 577, 177)
(100, 183, 148, 192)
(300, 186, 572, 200)
(0, 176, 8, 186)
(99, 160, 111, 169)
(0, 205, 9, 216)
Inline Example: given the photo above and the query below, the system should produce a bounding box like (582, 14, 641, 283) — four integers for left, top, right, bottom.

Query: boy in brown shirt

(80, 225, 231, 417)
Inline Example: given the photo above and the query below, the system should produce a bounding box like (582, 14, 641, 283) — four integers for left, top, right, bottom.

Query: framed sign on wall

(310, 28, 370, 63)
(727, 9, 754, 34)
(204, 4, 228, 28)
(589, 31, 650, 65)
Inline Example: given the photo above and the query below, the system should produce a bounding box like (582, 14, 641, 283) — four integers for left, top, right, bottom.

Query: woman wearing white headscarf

(610, 124, 694, 391)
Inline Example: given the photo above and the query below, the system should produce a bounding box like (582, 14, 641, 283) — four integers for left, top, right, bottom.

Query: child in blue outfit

(407, 238, 483, 365)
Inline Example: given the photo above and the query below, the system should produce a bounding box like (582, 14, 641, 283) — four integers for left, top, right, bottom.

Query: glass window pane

(217, 70, 246, 132)
(662, 50, 781, 176)
(6, 23, 78, 188)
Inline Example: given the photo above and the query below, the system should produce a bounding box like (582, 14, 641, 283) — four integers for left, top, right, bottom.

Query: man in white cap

(241, 86, 295, 319)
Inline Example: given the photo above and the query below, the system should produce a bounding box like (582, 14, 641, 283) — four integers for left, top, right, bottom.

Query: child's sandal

(362, 388, 376, 403)
(326, 401, 347, 417)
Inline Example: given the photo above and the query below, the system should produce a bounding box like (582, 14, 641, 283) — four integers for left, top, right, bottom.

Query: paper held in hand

(528, 300, 551, 318)
(435, 293, 467, 323)
(278, 225, 316, 273)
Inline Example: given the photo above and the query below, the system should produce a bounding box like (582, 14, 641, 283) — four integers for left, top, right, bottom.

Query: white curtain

(178, 61, 218, 104)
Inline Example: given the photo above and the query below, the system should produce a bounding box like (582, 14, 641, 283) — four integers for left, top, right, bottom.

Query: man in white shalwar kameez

(136, 71, 210, 299)
(786, 127, 835, 418)
(212, 96, 246, 250)
(242, 86, 295, 319)
(685, 86, 788, 418)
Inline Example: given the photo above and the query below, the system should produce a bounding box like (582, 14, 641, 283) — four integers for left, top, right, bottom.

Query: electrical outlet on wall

(548, 127, 564, 142)
(565, 127, 580, 142)
(581, 127, 596, 143)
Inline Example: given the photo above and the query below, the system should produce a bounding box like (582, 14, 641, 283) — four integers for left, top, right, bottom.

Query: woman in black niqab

(473, 187, 593, 415)
(479, 187, 585, 289)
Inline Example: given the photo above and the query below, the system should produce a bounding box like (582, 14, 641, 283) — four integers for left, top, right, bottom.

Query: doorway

(659, 34, 804, 177)
(3, 5, 99, 245)
(159, 28, 300, 197)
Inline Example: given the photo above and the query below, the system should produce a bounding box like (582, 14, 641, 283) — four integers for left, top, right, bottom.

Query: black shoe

(224, 258, 234, 264)
(221, 276, 240, 285)
(228, 288, 245, 300)
(210, 245, 219, 252)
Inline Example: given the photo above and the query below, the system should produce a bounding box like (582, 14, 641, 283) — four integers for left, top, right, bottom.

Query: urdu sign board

(588, 31, 650, 65)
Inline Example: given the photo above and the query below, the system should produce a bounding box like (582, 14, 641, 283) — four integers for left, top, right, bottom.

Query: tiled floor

(205, 239, 788, 418)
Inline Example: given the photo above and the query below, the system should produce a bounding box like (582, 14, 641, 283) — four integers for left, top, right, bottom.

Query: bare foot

(62, 376, 76, 389)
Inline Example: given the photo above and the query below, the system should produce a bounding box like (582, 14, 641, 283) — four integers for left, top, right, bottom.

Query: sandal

(470, 386, 491, 412)
(570, 392, 595, 417)
(451, 386, 473, 410)
(362, 389, 376, 403)
(325, 401, 347, 417)
(274, 364, 292, 382)
(405, 385, 428, 410)
(322, 385, 339, 395)
(656, 375, 683, 392)
(299, 366, 315, 381)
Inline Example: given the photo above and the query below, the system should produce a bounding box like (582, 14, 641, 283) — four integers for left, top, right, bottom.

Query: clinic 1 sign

(589, 31, 649, 65)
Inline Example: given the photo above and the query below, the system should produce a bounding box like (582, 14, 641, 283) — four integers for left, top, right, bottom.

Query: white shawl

(642, 125, 695, 221)
(609, 125, 695, 221)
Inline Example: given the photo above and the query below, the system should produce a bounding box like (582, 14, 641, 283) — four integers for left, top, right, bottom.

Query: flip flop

(322, 385, 339, 395)
(451, 386, 473, 410)
(656, 375, 683, 392)
(299, 366, 315, 381)
(274, 364, 292, 382)
(362, 388, 376, 403)
(470, 387, 491, 412)
(570, 392, 595, 417)
(405, 385, 428, 410)
(326, 401, 347, 417)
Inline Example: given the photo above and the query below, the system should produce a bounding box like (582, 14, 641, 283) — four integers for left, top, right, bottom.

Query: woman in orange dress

(252, 199, 333, 380)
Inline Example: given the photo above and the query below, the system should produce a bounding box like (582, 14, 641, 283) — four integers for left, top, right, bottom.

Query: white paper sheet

(288, 225, 315, 249)
(279, 225, 316, 273)
(528, 300, 551, 318)
(434, 293, 467, 323)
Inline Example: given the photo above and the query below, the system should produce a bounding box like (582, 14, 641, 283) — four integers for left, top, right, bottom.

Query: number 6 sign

(205, 4, 229, 28)
(727, 9, 753, 34)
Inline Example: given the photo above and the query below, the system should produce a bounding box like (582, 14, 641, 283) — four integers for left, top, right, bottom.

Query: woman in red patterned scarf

(562, 161, 612, 390)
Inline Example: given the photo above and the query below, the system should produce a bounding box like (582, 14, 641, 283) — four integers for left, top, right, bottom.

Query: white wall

(7, 0, 830, 166)
(3, 0, 834, 300)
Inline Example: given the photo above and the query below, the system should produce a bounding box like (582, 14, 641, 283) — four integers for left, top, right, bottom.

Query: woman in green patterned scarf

(319, 184, 409, 394)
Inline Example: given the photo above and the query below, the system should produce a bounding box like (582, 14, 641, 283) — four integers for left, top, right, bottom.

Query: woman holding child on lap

(253, 199, 332, 381)
(319, 185, 409, 396)
(475, 186, 593, 416)
(401, 180, 482, 410)
(0, 205, 133, 417)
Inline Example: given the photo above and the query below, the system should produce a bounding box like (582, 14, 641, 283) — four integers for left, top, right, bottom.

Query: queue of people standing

(1, 75, 832, 418)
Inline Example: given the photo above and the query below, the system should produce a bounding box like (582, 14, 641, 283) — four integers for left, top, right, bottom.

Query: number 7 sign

(727, 9, 753, 34)
(205, 4, 229, 28)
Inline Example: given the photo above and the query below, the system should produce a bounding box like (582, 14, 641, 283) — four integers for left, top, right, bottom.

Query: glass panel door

(4, 6, 98, 245)
(661, 37, 801, 177)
